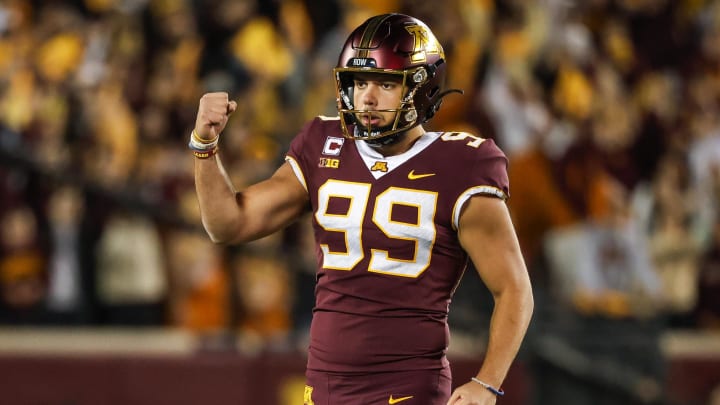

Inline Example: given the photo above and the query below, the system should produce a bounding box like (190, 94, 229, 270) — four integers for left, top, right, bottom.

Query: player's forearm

(195, 155, 243, 244)
(475, 281, 533, 387)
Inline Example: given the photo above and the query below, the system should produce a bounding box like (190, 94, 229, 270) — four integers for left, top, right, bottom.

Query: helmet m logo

(405, 25, 443, 63)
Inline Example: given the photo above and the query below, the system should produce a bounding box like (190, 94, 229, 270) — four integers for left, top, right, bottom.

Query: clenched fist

(194, 92, 238, 141)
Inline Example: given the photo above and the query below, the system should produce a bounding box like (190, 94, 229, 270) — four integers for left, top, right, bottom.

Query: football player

(190, 13, 533, 405)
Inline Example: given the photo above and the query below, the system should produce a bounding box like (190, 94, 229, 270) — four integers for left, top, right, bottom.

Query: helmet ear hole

(346, 87, 354, 107)
(426, 102, 439, 121)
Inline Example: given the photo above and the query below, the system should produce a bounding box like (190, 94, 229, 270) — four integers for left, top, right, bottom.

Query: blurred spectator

(696, 219, 720, 330)
(166, 227, 229, 332)
(232, 245, 294, 354)
(44, 184, 89, 324)
(95, 208, 168, 325)
(637, 153, 703, 327)
(0, 205, 47, 324)
(541, 174, 666, 404)
(546, 174, 663, 317)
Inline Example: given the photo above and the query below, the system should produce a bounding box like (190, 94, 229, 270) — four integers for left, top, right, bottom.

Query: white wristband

(188, 129, 218, 151)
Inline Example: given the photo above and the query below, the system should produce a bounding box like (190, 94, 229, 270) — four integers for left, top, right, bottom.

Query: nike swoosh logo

(408, 170, 435, 180)
(388, 395, 414, 404)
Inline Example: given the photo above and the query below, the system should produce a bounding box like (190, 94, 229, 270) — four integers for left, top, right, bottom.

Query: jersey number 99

(315, 180, 438, 278)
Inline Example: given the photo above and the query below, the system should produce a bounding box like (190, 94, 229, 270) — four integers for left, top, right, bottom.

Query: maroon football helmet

(334, 14, 459, 142)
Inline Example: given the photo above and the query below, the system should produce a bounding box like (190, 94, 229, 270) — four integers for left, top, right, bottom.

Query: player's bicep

(234, 162, 309, 242)
(457, 195, 528, 295)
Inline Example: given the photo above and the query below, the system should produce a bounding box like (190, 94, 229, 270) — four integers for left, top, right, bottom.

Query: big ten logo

(319, 158, 340, 168)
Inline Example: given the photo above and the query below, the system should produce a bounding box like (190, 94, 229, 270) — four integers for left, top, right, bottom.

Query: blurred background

(1, 0, 720, 404)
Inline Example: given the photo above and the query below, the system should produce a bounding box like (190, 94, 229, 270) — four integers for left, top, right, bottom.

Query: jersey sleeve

(470, 138, 510, 199)
(452, 139, 510, 229)
(284, 118, 317, 191)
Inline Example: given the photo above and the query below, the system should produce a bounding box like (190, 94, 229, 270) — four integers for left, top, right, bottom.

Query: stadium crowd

(1, 0, 720, 402)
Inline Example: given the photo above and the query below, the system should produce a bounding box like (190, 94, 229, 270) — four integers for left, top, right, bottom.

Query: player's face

(352, 73, 404, 129)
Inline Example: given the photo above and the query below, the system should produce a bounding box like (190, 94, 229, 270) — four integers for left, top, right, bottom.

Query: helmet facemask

(334, 66, 430, 141)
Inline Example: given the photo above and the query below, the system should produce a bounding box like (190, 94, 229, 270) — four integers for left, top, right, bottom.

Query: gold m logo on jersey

(303, 385, 315, 405)
(405, 24, 443, 63)
(370, 161, 389, 172)
(319, 158, 340, 168)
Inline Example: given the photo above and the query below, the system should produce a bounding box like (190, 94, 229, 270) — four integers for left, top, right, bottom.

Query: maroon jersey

(286, 117, 509, 373)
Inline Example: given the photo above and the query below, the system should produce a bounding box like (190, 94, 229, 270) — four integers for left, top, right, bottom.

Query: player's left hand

(446, 381, 497, 405)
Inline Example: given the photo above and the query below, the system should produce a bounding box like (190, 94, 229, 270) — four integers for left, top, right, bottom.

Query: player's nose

(360, 85, 378, 108)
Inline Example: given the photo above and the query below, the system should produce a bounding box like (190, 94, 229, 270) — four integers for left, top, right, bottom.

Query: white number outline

(441, 131, 486, 148)
(315, 180, 370, 271)
(315, 180, 438, 278)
